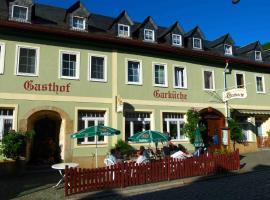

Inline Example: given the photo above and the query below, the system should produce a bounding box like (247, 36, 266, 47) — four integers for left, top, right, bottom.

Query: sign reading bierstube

(222, 88, 247, 102)
(24, 80, 71, 94)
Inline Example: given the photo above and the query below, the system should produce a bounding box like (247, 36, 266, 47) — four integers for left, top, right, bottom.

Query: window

(255, 75, 265, 93)
(193, 37, 202, 49)
(255, 51, 262, 61)
(144, 29, 155, 42)
(172, 34, 182, 46)
(16, 46, 39, 76)
(163, 113, 186, 140)
(60, 51, 80, 79)
(89, 55, 107, 82)
(153, 63, 167, 87)
(72, 16, 85, 30)
(125, 112, 151, 141)
(174, 66, 187, 88)
(224, 44, 233, 55)
(118, 24, 130, 37)
(0, 43, 5, 74)
(235, 72, 245, 88)
(126, 59, 142, 84)
(0, 108, 14, 141)
(12, 5, 28, 21)
(77, 111, 106, 144)
(203, 70, 214, 90)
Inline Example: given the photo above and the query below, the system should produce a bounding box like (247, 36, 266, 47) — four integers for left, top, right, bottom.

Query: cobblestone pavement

(84, 169, 270, 200)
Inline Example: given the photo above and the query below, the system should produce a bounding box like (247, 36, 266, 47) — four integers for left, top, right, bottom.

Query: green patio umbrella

(193, 128, 204, 148)
(128, 130, 169, 143)
(71, 125, 120, 168)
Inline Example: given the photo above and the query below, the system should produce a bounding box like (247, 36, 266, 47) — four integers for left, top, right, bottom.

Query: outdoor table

(51, 162, 79, 188)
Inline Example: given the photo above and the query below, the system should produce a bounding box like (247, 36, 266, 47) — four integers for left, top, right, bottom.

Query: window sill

(16, 73, 38, 77)
(60, 76, 79, 80)
(154, 84, 168, 88)
(89, 79, 107, 83)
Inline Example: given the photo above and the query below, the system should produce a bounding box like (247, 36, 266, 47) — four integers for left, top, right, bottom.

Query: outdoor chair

(104, 158, 116, 167)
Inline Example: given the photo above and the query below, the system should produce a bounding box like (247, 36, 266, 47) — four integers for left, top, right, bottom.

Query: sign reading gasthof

(222, 88, 247, 102)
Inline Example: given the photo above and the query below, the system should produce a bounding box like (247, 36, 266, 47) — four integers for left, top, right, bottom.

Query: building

(0, 0, 270, 167)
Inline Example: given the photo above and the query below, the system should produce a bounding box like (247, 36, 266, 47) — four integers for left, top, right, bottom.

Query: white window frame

(118, 24, 130, 38)
(224, 44, 233, 55)
(152, 62, 168, 87)
(172, 34, 182, 46)
(255, 51, 262, 61)
(15, 45, 39, 76)
(173, 65, 187, 89)
(72, 16, 86, 31)
(11, 5, 28, 21)
(163, 113, 187, 141)
(125, 58, 143, 85)
(0, 43, 5, 74)
(144, 29, 155, 42)
(59, 50, 80, 80)
(0, 108, 14, 141)
(235, 71, 245, 89)
(202, 69, 215, 91)
(125, 112, 151, 138)
(193, 37, 202, 49)
(88, 54, 107, 82)
(255, 74, 265, 93)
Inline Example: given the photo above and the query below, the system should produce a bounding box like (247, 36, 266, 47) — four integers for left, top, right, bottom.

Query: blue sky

(35, 0, 269, 47)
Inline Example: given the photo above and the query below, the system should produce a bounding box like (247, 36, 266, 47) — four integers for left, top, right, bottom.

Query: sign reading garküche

(222, 88, 247, 102)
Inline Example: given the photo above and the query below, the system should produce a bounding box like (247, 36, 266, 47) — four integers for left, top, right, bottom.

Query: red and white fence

(65, 150, 240, 196)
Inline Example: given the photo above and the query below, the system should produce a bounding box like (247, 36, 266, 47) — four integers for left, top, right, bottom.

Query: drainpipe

(224, 60, 229, 126)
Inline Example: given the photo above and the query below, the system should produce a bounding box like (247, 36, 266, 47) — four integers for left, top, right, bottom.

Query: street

(85, 169, 270, 200)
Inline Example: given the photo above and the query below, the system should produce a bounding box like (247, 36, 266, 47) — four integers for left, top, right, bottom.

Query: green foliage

(266, 130, 270, 137)
(183, 109, 205, 144)
(112, 139, 135, 158)
(1, 130, 29, 160)
(263, 43, 270, 50)
(228, 119, 245, 150)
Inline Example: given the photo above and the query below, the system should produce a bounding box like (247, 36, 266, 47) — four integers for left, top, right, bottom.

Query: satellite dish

(232, 0, 240, 4)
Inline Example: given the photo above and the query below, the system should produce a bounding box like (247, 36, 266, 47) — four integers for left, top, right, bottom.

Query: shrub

(183, 109, 206, 145)
(1, 130, 34, 160)
(111, 139, 136, 158)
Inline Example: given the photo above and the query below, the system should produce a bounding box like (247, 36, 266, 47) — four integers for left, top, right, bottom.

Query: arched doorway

(28, 111, 62, 164)
(200, 107, 225, 150)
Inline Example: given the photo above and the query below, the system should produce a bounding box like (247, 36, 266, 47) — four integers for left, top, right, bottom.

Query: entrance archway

(28, 111, 62, 164)
(200, 107, 225, 150)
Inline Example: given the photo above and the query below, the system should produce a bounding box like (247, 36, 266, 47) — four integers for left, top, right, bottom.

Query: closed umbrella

(71, 125, 120, 168)
(193, 127, 204, 148)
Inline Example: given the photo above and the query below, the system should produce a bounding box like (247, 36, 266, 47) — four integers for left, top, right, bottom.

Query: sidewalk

(69, 149, 270, 200)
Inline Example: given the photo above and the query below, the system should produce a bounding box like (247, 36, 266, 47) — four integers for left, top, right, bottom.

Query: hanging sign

(222, 88, 247, 102)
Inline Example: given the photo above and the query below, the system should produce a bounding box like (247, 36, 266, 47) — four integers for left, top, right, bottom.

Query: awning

(233, 109, 270, 116)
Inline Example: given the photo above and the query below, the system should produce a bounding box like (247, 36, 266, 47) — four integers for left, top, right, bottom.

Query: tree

(183, 109, 206, 145)
(228, 119, 245, 150)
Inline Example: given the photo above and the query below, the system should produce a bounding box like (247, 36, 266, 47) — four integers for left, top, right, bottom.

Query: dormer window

(72, 16, 86, 30)
(193, 37, 202, 49)
(144, 29, 155, 42)
(11, 5, 28, 21)
(224, 44, 233, 55)
(172, 34, 182, 46)
(255, 51, 262, 61)
(118, 24, 130, 37)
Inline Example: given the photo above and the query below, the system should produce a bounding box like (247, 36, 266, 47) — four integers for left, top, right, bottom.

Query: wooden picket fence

(65, 150, 240, 196)
(257, 136, 270, 148)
